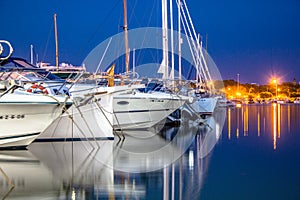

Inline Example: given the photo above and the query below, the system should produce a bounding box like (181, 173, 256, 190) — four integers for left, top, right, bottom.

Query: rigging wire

(133, 0, 159, 71)
(77, 0, 121, 56)
(128, 0, 138, 23)
(42, 22, 54, 63)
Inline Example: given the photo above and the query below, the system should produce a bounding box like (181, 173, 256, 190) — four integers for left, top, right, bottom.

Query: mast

(177, 0, 182, 82)
(133, 48, 136, 75)
(170, 0, 175, 81)
(54, 13, 59, 71)
(162, 0, 169, 81)
(123, 0, 129, 74)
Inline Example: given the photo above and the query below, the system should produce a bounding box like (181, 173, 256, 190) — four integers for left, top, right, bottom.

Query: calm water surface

(0, 104, 300, 199)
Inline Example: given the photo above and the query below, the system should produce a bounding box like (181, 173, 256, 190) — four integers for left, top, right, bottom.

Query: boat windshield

(13, 59, 36, 69)
(0, 57, 65, 82)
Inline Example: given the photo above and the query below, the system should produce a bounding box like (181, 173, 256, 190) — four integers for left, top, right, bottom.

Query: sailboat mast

(123, 0, 129, 74)
(170, 0, 175, 81)
(54, 13, 59, 71)
(162, 0, 169, 81)
(177, 0, 182, 82)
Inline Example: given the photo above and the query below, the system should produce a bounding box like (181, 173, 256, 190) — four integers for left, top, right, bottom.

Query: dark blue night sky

(1, 0, 300, 84)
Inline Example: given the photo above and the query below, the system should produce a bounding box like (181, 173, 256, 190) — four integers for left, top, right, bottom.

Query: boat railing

(0, 40, 13, 62)
(0, 82, 22, 98)
(0, 71, 33, 82)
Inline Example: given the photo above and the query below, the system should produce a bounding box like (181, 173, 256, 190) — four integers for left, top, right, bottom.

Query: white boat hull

(69, 84, 187, 130)
(39, 87, 114, 140)
(113, 92, 187, 129)
(189, 97, 218, 114)
(0, 93, 70, 148)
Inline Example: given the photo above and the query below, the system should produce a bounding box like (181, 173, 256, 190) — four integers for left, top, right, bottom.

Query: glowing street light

(237, 73, 240, 92)
(271, 78, 278, 99)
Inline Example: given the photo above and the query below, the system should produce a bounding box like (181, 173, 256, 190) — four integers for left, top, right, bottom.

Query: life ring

(27, 83, 48, 94)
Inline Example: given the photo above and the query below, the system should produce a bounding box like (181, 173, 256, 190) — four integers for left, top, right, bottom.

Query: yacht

(113, 89, 188, 129)
(0, 57, 70, 96)
(69, 83, 188, 130)
(0, 56, 116, 141)
(0, 84, 72, 149)
(0, 41, 72, 148)
(189, 96, 218, 115)
(38, 85, 115, 141)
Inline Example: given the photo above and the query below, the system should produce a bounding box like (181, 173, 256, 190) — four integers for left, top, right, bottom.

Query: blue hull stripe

(34, 137, 114, 142)
(0, 132, 40, 141)
(114, 108, 171, 114)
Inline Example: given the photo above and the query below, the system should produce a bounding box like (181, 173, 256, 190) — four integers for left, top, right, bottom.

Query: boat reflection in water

(226, 104, 300, 150)
(29, 141, 114, 199)
(0, 150, 60, 199)
(1, 108, 225, 199)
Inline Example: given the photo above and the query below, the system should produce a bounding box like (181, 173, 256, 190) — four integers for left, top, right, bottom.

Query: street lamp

(272, 78, 278, 99)
(237, 73, 240, 92)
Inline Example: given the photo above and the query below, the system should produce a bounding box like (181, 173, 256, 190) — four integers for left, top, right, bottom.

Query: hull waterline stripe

(0, 132, 40, 140)
(34, 137, 114, 142)
(0, 159, 40, 163)
(114, 97, 183, 100)
(114, 108, 171, 114)
(0, 102, 67, 105)
(0, 145, 28, 150)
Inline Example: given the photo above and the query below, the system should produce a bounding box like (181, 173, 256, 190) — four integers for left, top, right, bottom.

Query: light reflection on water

(226, 104, 300, 151)
(1, 105, 300, 199)
(206, 104, 300, 200)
